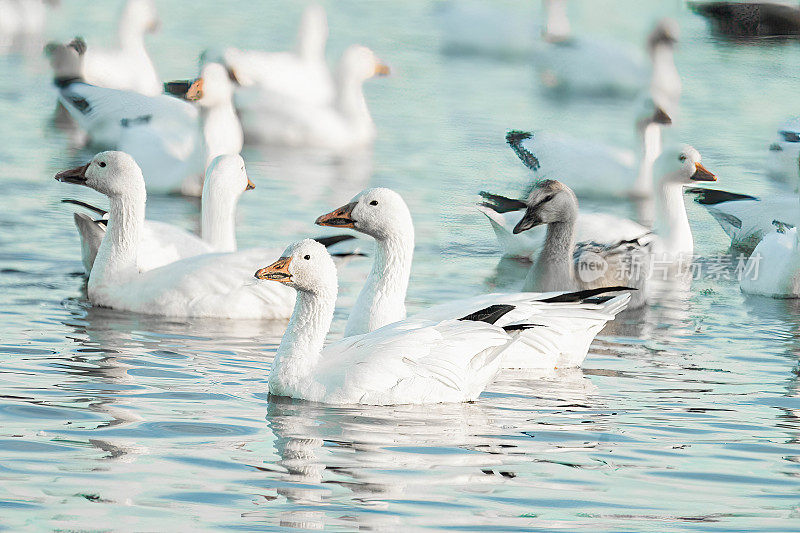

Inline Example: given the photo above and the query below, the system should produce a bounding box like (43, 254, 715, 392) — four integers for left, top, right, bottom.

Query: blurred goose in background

(54, 151, 297, 319)
(0, 0, 55, 51)
(512, 180, 652, 308)
(48, 40, 241, 195)
(213, 4, 334, 109)
(316, 188, 632, 370)
(65, 154, 255, 274)
(767, 116, 800, 184)
(80, 0, 161, 95)
(687, 187, 799, 253)
(501, 103, 673, 201)
(689, 1, 800, 40)
(435, 1, 536, 58)
(534, 6, 680, 102)
(240, 45, 389, 151)
(254, 239, 630, 404)
(740, 213, 800, 297)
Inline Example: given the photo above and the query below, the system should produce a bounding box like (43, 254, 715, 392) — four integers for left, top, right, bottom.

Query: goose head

(647, 17, 679, 54)
(255, 239, 337, 296)
(296, 4, 328, 61)
(203, 154, 254, 198)
(513, 180, 578, 234)
(338, 45, 390, 82)
(186, 62, 235, 107)
(654, 145, 716, 186)
(315, 188, 412, 241)
(45, 37, 84, 79)
(55, 151, 145, 198)
(122, 0, 160, 35)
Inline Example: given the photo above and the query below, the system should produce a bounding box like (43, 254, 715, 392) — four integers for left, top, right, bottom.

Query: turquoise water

(1, 0, 800, 530)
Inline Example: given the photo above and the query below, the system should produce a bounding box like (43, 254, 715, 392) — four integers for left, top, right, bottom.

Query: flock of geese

(7, 0, 800, 405)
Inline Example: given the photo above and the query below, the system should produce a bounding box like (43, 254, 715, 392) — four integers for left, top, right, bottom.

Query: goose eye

(679, 155, 686, 162)
(304, 255, 310, 260)
(99, 161, 106, 167)
(540, 193, 555, 204)
(369, 200, 378, 206)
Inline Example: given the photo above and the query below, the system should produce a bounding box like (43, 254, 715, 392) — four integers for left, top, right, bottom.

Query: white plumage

(740, 226, 800, 298)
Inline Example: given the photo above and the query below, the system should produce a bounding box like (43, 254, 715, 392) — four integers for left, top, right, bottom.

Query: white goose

(219, 4, 334, 109)
(48, 40, 241, 195)
(686, 187, 799, 254)
(80, 0, 161, 96)
(240, 45, 389, 151)
(740, 211, 800, 298)
(766, 116, 800, 185)
(315, 188, 632, 370)
(534, 4, 680, 103)
(66, 153, 255, 274)
(480, 144, 717, 261)
(55, 151, 295, 319)
(254, 239, 627, 405)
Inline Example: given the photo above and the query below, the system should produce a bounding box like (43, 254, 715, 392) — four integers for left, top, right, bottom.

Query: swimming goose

(48, 40, 241, 195)
(218, 4, 334, 109)
(66, 153, 255, 274)
(503, 103, 672, 200)
(483, 140, 715, 259)
(80, 0, 161, 96)
(689, 1, 800, 40)
(534, 7, 679, 101)
(687, 187, 799, 253)
(315, 188, 633, 370)
(511, 180, 652, 307)
(740, 215, 800, 297)
(254, 239, 628, 404)
(55, 151, 296, 319)
(240, 45, 389, 150)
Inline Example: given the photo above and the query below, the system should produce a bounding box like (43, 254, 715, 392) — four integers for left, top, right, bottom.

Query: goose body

(67, 154, 254, 274)
(49, 41, 242, 195)
(219, 5, 334, 109)
(740, 226, 800, 297)
(315, 188, 632, 370)
(256, 240, 629, 404)
(81, 0, 161, 96)
(240, 45, 388, 151)
(56, 151, 295, 319)
(687, 188, 798, 253)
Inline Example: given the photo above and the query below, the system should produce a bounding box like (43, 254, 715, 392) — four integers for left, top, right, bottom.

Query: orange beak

(315, 202, 357, 228)
(374, 63, 390, 76)
(245, 177, 255, 191)
(254, 257, 292, 283)
(691, 162, 716, 182)
(186, 78, 203, 101)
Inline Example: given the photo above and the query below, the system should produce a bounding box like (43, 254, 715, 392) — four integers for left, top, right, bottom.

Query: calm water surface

(1, 0, 800, 530)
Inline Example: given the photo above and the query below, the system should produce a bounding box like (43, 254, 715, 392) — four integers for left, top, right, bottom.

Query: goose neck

(345, 231, 414, 337)
(524, 219, 576, 291)
(543, 0, 570, 42)
(633, 123, 662, 194)
(271, 287, 336, 394)
(335, 69, 373, 135)
(201, 187, 238, 253)
(655, 181, 692, 257)
(201, 102, 242, 163)
(89, 190, 146, 288)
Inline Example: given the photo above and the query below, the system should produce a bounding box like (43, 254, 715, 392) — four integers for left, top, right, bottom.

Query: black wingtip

(313, 234, 357, 248)
(459, 304, 516, 325)
(502, 323, 544, 332)
(61, 198, 108, 217)
(479, 191, 527, 213)
(685, 188, 757, 205)
(505, 130, 540, 171)
(540, 286, 635, 304)
(506, 130, 533, 144)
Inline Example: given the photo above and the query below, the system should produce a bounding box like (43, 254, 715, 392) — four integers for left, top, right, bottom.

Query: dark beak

(512, 208, 543, 234)
(163, 80, 193, 99)
(55, 163, 89, 185)
(245, 177, 255, 191)
(691, 162, 716, 182)
(315, 202, 357, 228)
(653, 107, 672, 125)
